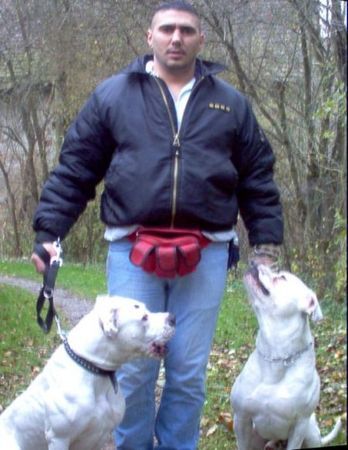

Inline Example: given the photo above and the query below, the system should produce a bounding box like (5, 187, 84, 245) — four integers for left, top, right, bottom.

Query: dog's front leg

(47, 437, 71, 450)
(233, 413, 254, 450)
(286, 419, 308, 450)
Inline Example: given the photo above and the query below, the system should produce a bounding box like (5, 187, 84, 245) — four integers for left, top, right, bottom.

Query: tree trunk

(0, 160, 22, 257)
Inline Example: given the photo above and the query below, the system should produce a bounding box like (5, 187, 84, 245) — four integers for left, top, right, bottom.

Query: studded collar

(63, 338, 117, 392)
(256, 340, 314, 367)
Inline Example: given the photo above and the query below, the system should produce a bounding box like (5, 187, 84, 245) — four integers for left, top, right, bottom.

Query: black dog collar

(63, 339, 117, 392)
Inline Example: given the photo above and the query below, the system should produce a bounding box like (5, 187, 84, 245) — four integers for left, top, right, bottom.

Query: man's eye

(181, 26, 196, 35)
(161, 25, 175, 33)
(159, 25, 196, 35)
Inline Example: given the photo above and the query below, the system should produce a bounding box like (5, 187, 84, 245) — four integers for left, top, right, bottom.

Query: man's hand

(31, 242, 57, 274)
(248, 244, 281, 272)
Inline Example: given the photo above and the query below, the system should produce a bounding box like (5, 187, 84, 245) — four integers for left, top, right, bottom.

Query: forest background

(0, 0, 346, 302)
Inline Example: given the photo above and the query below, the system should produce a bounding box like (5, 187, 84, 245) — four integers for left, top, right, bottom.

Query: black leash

(34, 241, 117, 391)
(35, 239, 63, 334)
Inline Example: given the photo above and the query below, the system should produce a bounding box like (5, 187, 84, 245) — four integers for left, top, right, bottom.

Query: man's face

(147, 9, 204, 76)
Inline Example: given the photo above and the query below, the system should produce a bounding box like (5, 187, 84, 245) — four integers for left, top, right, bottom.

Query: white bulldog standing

(231, 264, 342, 450)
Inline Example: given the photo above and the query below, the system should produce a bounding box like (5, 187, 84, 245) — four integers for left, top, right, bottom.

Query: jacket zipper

(153, 76, 204, 227)
(153, 77, 180, 227)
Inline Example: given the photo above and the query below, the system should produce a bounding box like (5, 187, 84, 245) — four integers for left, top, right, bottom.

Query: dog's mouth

(246, 263, 270, 296)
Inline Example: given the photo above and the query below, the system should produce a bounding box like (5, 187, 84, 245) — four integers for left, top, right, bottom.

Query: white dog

(0, 295, 175, 450)
(230, 264, 342, 450)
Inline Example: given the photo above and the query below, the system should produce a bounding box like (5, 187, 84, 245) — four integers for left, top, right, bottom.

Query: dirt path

(0, 275, 116, 450)
(0, 275, 92, 326)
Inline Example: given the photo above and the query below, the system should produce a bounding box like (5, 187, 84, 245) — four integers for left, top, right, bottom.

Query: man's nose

(172, 28, 182, 44)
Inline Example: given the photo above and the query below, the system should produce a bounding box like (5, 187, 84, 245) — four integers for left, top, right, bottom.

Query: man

(31, 1, 283, 449)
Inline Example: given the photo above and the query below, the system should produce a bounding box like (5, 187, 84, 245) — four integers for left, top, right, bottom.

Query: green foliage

(314, 80, 346, 120)
(288, 213, 347, 304)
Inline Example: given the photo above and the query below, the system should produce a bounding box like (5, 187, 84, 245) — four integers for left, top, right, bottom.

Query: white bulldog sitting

(0, 295, 175, 450)
(230, 264, 341, 450)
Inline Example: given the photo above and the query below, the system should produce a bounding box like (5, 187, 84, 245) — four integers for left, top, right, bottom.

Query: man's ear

(300, 292, 323, 322)
(199, 30, 205, 51)
(96, 295, 119, 338)
(147, 28, 153, 48)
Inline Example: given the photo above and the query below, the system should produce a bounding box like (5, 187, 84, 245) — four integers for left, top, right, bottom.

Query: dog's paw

(264, 440, 285, 450)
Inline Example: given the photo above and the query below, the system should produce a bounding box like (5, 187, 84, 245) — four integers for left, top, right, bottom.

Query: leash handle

(35, 239, 63, 333)
(36, 287, 56, 333)
(43, 259, 61, 297)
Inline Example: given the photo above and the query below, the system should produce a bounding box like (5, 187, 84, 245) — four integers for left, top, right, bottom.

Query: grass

(0, 284, 60, 408)
(0, 261, 346, 448)
(0, 259, 107, 298)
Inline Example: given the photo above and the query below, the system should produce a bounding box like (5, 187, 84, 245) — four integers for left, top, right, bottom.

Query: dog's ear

(96, 295, 119, 338)
(301, 292, 323, 322)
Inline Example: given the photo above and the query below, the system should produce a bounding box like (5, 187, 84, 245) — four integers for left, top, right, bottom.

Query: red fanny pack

(129, 227, 210, 278)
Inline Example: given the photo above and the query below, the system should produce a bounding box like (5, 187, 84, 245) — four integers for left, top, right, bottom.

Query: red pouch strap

(155, 246, 178, 277)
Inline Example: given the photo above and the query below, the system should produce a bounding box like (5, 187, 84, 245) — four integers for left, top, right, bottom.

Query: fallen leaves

(203, 414, 233, 438)
(201, 343, 250, 441)
(205, 424, 218, 437)
(218, 412, 234, 432)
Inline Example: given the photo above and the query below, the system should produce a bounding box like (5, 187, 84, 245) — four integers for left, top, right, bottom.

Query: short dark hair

(151, 1, 200, 21)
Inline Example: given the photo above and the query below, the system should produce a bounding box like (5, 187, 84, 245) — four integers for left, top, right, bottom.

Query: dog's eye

(142, 314, 148, 322)
(134, 304, 140, 309)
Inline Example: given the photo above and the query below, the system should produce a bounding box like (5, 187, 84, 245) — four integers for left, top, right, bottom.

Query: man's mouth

(167, 50, 185, 57)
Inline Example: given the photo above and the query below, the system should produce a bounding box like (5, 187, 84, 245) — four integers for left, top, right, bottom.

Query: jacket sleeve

(233, 98, 283, 247)
(33, 86, 116, 243)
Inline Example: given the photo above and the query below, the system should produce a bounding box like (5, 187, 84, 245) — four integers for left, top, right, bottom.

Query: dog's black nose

(249, 259, 259, 271)
(167, 313, 176, 327)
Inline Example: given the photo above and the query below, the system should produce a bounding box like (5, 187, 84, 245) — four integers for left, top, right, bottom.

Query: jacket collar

(122, 54, 225, 78)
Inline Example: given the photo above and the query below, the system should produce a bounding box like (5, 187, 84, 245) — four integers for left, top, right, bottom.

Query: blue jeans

(107, 238, 228, 450)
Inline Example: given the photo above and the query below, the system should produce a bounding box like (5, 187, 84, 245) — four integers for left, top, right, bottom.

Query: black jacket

(33, 55, 283, 246)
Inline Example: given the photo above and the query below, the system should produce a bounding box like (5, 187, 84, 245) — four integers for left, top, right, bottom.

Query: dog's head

(244, 264, 323, 322)
(95, 295, 175, 358)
